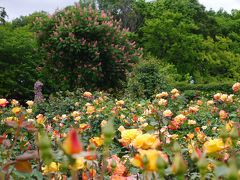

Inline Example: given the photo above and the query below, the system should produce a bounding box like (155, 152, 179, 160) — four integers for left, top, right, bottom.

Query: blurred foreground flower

(62, 129, 83, 155)
(107, 155, 126, 176)
(132, 149, 168, 171)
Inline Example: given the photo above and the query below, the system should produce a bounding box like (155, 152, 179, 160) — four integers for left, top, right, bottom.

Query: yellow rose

(188, 142, 195, 154)
(12, 107, 21, 114)
(26, 109, 32, 114)
(118, 125, 125, 132)
(36, 114, 45, 124)
(225, 121, 233, 132)
(131, 149, 168, 171)
(116, 100, 125, 106)
(158, 99, 167, 106)
(71, 111, 81, 117)
(186, 133, 194, 140)
(132, 133, 159, 149)
(171, 88, 179, 94)
(26, 100, 34, 107)
(119, 114, 126, 119)
(220, 94, 228, 102)
(189, 106, 199, 113)
(79, 123, 90, 131)
(101, 120, 108, 127)
(70, 158, 85, 170)
(173, 92, 180, 98)
(226, 95, 234, 103)
(86, 105, 95, 115)
(156, 92, 169, 98)
(203, 138, 225, 154)
(174, 114, 187, 123)
(5, 116, 18, 121)
(188, 120, 196, 125)
(11, 99, 19, 106)
(90, 137, 104, 147)
(207, 100, 214, 105)
(163, 109, 173, 118)
(42, 162, 60, 174)
(74, 116, 81, 121)
(119, 129, 142, 146)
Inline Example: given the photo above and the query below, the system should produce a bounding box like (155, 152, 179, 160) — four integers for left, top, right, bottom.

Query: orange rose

(163, 109, 173, 118)
(213, 93, 221, 101)
(219, 110, 228, 120)
(107, 155, 126, 176)
(83, 91, 92, 98)
(232, 82, 240, 93)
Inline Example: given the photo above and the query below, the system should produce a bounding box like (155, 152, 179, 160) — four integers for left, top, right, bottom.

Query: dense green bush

(126, 55, 180, 98)
(0, 25, 41, 100)
(36, 4, 142, 92)
(173, 82, 234, 93)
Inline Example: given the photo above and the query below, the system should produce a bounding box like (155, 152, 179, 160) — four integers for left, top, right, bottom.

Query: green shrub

(35, 4, 142, 92)
(173, 82, 234, 93)
(182, 90, 201, 101)
(126, 55, 180, 98)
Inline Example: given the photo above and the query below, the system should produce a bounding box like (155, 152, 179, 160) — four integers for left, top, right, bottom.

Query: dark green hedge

(172, 82, 234, 93)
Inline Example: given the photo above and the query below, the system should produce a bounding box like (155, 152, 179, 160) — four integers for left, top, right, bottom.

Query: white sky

(1, 0, 240, 21)
(199, 0, 240, 12)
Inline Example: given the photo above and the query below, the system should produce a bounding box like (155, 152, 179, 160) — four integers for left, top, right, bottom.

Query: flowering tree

(36, 4, 142, 91)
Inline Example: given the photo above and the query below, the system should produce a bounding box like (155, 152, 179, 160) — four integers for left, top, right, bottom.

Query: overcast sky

(1, 0, 240, 21)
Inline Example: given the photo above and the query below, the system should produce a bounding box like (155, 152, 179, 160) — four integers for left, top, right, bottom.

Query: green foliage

(11, 11, 48, 29)
(136, 0, 240, 83)
(173, 82, 234, 93)
(36, 4, 142, 92)
(126, 55, 180, 98)
(98, 0, 143, 31)
(0, 25, 40, 100)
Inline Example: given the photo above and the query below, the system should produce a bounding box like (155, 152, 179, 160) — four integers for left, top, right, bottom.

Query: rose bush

(0, 82, 239, 179)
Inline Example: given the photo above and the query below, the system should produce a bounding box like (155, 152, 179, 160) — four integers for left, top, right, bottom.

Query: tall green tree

(139, 0, 240, 83)
(0, 7, 7, 25)
(0, 25, 41, 100)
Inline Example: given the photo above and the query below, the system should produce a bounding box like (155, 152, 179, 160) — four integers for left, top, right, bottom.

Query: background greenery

(0, 0, 240, 100)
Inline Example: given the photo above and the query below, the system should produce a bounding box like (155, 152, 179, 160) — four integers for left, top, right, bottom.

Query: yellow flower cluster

(119, 128, 142, 146)
(132, 133, 159, 149)
(203, 138, 225, 154)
